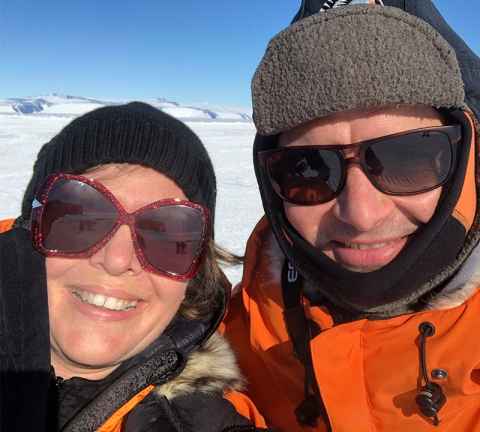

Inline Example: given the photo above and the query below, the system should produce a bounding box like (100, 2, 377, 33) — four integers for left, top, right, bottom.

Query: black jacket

(0, 228, 51, 431)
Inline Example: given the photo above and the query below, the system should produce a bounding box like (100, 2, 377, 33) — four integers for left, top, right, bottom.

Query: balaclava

(252, 5, 480, 318)
(19, 101, 216, 227)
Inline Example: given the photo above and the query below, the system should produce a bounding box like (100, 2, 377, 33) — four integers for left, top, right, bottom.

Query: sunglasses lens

(135, 205, 205, 276)
(266, 148, 343, 205)
(41, 179, 118, 252)
(366, 131, 453, 194)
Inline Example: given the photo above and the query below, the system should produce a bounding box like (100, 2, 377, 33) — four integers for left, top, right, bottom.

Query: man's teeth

(72, 290, 138, 311)
(343, 242, 390, 250)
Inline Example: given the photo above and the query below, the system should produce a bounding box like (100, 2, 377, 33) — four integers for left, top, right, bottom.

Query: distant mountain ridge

(0, 94, 252, 122)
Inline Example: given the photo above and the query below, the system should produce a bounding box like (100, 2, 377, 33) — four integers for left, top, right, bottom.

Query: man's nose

(332, 165, 395, 232)
(89, 225, 142, 276)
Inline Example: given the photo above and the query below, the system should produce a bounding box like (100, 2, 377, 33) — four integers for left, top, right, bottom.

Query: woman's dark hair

(179, 242, 242, 320)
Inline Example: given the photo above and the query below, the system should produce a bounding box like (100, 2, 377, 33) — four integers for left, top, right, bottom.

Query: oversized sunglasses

(258, 125, 462, 206)
(30, 174, 210, 280)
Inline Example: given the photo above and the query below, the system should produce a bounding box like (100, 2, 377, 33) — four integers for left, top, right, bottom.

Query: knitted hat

(252, 5, 465, 135)
(20, 102, 216, 225)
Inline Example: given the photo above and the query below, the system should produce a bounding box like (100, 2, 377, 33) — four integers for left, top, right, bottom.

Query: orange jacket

(223, 217, 480, 432)
(0, 219, 14, 233)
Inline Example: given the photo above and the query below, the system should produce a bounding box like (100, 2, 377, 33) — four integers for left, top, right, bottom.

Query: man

(224, 0, 480, 430)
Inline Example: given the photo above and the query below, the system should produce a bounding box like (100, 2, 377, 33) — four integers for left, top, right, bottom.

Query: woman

(0, 102, 267, 431)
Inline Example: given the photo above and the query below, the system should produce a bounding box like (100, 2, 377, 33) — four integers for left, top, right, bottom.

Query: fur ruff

(426, 271, 480, 310)
(155, 332, 245, 400)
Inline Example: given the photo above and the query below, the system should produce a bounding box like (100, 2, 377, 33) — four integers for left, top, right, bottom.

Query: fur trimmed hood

(59, 333, 247, 432)
(155, 332, 244, 400)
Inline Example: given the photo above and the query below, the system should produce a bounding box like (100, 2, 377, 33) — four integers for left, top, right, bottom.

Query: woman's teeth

(72, 290, 138, 311)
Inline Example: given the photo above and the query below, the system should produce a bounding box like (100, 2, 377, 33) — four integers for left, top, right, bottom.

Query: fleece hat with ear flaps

(20, 102, 217, 225)
(252, 5, 479, 318)
(252, 5, 465, 135)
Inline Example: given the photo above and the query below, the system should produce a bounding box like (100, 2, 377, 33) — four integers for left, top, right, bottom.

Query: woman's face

(47, 164, 189, 380)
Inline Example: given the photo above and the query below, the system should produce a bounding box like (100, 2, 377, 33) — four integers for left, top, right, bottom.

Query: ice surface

(0, 98, 262, 284)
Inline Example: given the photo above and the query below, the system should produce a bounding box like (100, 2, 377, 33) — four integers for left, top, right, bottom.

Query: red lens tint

(135, 205, 205, 276)
(31, 174, 209, 280)
(41, 179, 118, 252)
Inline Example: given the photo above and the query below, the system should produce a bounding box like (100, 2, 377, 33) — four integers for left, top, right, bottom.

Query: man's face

(46, 164, 189, 380)
(280, 106, 445, 272)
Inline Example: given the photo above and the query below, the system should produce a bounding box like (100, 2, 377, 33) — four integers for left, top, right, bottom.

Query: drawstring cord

(282, 260, 447, 428)
(415, 322, 447, 426)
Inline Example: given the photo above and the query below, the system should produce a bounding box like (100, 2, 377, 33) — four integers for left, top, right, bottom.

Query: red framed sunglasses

(258, 125, 461, 206)
(30, 173, 210, 280)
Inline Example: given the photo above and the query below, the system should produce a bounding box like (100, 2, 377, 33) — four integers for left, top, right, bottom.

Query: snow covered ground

(0, 96, 263, 283)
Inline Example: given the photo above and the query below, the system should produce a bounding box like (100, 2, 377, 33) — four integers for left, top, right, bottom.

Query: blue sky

(1, 0, 479, 108)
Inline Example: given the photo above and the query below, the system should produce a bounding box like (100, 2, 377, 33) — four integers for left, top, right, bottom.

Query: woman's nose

(89, 225, 142, 276)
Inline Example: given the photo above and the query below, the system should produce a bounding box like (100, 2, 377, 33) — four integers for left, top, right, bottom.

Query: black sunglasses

(258, 125, 462, 206)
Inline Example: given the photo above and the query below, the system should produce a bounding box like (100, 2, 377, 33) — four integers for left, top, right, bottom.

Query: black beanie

(20, 102, 216, 226)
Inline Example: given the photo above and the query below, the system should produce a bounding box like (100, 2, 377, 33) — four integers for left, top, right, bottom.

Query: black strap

(281, 261, 331, 430)
(281, 261, 308, 361)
